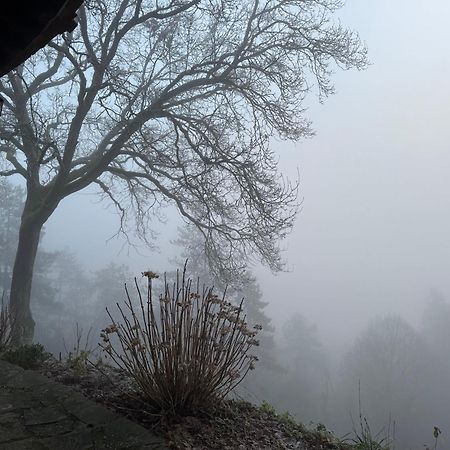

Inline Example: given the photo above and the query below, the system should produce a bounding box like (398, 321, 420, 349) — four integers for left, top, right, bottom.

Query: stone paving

(0, 360, 169, 450)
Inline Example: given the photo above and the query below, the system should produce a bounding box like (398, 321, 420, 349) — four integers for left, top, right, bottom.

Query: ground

(29, 356, 353, 450)
(0, 359, 167, 449)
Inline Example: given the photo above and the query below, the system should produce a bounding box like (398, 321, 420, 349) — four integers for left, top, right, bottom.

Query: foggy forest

(1, 1, 449, 449)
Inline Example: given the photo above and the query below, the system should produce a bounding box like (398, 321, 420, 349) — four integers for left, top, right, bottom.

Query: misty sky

(43, 0, 450, 350)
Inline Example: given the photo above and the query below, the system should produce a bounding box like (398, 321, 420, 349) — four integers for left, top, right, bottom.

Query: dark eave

(0, 0, 84, 77)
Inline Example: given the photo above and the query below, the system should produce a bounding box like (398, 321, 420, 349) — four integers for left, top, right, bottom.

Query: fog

(44, 0, 450, 345)
(3, 1, 450, 448)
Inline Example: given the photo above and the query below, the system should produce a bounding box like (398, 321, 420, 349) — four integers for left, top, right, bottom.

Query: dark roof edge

(0, 0, 84, 77)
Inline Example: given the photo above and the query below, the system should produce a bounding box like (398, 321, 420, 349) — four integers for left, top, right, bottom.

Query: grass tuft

(1, 343, 51, 369)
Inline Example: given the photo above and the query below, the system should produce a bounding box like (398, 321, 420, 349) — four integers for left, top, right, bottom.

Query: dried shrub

(100, 269, 261, 415)
(0, 293, 13, 352)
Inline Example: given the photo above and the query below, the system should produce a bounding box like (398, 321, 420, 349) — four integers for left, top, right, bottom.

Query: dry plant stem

(100, 268, 261, 415)
(64, 323, 93, 357)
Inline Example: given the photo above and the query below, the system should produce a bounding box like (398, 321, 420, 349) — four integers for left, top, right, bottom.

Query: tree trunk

(9, 215, 44, 346)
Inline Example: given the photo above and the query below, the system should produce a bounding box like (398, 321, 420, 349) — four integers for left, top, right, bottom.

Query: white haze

(257, 0, 450, 351)
(43, 0, 450, 349)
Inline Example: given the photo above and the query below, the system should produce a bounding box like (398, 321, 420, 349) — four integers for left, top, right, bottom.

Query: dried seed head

(129, 337, 140, 347)
(102, 324, 119, 334)
(142, 270, 159, 279)
(103, 344, 112, 353)
(220, 326, 232, 335)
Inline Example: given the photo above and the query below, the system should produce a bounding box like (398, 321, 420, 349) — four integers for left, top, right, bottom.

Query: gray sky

(259, 0, 450, 347)
(43, 0, 450, 350)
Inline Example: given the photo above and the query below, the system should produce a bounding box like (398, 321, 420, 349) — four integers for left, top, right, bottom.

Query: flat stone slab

(0, 360, 168, 449)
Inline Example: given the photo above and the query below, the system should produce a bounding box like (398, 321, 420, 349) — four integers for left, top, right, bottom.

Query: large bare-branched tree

(0, 0, 367, 344)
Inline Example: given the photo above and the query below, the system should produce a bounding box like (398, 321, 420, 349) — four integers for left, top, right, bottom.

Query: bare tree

(0, 0, 367, 344)
(339, 315, 429, 445)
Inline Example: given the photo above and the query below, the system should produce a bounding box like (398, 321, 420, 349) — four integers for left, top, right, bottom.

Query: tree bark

(9, 208, 45, 346)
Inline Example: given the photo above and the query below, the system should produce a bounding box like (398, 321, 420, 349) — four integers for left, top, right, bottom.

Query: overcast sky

(43, 0, 450, 350)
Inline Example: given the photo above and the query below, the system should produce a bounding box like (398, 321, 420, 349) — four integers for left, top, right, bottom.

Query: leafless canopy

(0, 0, 367, 273)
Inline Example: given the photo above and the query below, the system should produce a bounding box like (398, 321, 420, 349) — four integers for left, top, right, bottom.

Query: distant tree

(422, 290, 450, 361)
(0, 179, 58, 311)
(241, 278, 276, 358)
(50, 250, 89, 306)
(0, 179, 23, 294)
(90, 262, 132, 324)
(0, 0, 367, 343)
(282, 313, 326, 370)
(338, 315, 430, 446)
(276, 312, 330, 421)
(420, 291, 450, 427)
(343, 316, 424, 400)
